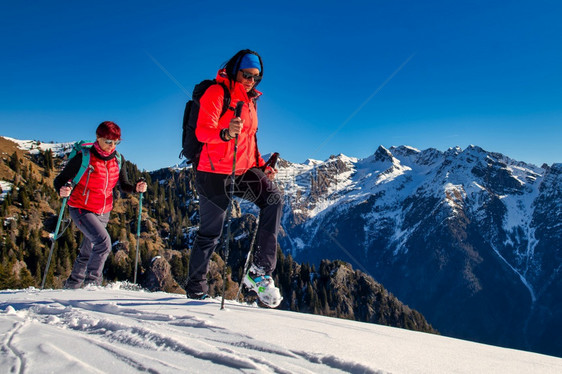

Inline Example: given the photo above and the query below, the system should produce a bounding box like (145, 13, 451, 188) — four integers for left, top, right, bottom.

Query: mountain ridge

(267, 143, 561, 356)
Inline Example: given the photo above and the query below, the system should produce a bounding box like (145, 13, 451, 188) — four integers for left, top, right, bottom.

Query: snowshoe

(242, 270, 282, 308)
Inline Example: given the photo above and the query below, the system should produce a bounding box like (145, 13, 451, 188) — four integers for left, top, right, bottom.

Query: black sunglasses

(240, 70, 262, 82)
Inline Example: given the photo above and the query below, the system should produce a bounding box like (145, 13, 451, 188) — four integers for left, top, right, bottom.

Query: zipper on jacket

(82, 165, 95, 196)
(84, 190, 90, 205)
(205, 143, 215, 171)
(101, 160, 110, 213)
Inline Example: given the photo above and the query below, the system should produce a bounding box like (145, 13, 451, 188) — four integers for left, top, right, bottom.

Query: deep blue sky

(1, 1, 561, 170)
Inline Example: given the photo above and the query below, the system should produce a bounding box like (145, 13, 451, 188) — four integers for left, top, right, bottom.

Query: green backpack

(67, 140, 122, 185)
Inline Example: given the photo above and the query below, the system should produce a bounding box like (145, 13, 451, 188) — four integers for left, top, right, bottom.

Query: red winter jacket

(68, 151, 121, 214)
(195, 69, 265, 175)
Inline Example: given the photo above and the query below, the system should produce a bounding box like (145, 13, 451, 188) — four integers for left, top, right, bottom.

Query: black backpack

(180, 79, 231, 165)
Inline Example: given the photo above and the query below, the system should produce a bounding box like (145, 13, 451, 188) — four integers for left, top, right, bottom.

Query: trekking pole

(133, 178, 146, 284)
(221, 101, 244, 310)
(236, 152, 279, 302)
(41, 183, 71, 290)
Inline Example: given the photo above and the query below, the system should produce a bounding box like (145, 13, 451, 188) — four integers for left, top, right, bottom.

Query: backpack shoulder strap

(217, 82, 232, 117)
(115, 152, 122, 170)
(72, 147, 91, 185)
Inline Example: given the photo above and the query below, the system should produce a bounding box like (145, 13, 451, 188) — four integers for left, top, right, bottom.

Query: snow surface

(1, 284, 561, 374)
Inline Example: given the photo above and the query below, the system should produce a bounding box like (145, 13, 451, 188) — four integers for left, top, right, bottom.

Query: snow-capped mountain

(270, 145, 562, 356)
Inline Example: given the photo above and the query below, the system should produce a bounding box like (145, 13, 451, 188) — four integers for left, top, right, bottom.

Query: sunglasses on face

(240, 70, 262, 82)
(102, 139, 121, 146)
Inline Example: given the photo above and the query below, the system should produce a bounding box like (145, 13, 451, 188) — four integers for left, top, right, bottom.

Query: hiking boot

(63, 279, 83, 289)
(186, 292, 209, 300)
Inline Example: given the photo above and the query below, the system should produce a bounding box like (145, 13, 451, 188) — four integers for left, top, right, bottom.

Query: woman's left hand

(264, 166, 277, 181)
(136, 181, 148, 193)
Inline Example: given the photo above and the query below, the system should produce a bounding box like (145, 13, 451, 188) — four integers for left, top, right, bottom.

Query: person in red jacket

(54, 121, 147, 288)
(185, 49, 284, 307)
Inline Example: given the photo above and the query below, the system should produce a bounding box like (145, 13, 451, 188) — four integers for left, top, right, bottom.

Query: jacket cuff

(220, 128, 232, 141)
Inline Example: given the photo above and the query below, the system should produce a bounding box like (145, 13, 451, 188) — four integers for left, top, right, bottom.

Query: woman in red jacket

(54, 121, 147, 288)
(186, 50, 284, 307)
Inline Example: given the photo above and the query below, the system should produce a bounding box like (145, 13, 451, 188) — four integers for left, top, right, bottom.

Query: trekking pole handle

(59, 181, 73, 196)
(266, 152, 279, 169)
(135, 177, 147, 193)
(234, 101, 243, 118)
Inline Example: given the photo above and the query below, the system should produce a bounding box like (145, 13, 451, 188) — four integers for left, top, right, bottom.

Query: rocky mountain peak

(373, 145, 394, 163)
(272, 143, 561, 357)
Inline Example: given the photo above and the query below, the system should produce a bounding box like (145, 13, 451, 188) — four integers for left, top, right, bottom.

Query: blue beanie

(238, 53, 261, 72)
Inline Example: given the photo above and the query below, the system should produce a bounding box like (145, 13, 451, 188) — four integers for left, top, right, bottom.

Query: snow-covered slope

(1, 136, 74, 157)
(2, 285, 562, 374)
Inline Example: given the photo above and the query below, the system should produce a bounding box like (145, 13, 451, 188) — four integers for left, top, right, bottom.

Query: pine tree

(24, 228, 43, 280)
(45, 149, 54, 170)
(9, 151, 20, 173)
(19, 189, 30, 210)
(18, 267, 35, 288)
(0, 262, 17, 289)
(1, 198, 9, 216)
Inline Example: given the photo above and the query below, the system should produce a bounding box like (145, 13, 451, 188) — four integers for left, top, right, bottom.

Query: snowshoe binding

(242, 264, 283, 308)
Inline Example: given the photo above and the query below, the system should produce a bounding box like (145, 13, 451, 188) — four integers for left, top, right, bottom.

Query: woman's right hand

(228, 117, 244, 138)
(59, 185, 72, 198)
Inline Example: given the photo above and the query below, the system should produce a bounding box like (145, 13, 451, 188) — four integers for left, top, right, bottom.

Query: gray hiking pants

(66, 207, 111, 287)
(186, 168, 283, 295)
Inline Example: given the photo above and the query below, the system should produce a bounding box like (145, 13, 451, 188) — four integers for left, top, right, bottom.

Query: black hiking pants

(186, 167, 283, 295)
